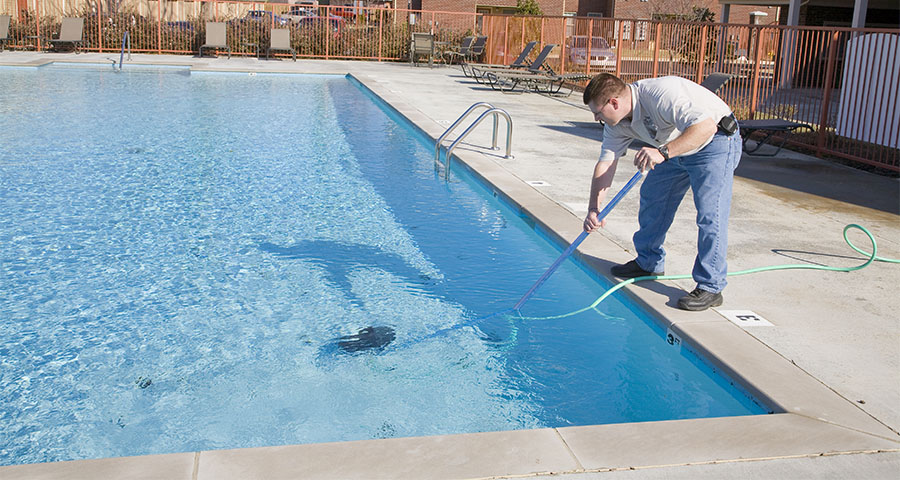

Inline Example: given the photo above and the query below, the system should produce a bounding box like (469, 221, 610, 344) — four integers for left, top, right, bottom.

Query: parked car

(165, 21, 195, 33)
(330, 6, 358, 18)
(296, 15, 344, 35)
(240, 10, 291, 27)
(285, 5, 319, 23)
(567, 35, 615, 71)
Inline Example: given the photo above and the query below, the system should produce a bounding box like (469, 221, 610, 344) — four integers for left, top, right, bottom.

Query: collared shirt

(598, 76, 733, 162)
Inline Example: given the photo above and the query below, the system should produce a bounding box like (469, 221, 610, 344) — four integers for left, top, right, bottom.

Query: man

(582, 73, 741, 311)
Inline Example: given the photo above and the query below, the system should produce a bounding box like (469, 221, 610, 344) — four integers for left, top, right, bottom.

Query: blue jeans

(633, 132, 742, 293)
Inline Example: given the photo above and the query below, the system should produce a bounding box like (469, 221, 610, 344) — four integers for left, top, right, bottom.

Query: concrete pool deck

(1, 51, 898, 478)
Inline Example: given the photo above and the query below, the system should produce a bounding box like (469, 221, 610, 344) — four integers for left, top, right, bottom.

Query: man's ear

(608, 97, 620, 110)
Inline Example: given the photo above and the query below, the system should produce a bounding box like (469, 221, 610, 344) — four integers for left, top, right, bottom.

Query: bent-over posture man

(582, 73, 741, 311)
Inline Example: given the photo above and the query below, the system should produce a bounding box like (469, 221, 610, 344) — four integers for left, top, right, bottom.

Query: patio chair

(0, 15, 10, 52)
(410, 32, 434, 67)
(443, 36, 474, 65)
(700, 73, 733, 95)
(456, 35, 487, 66)
(699, 73, 811, 156)
(482, 45, 590, 95)
(266, 28, 295, 61)
(465, 41, 540, 80)
(49, 17, 84, 53)
(739, 119, 813, 156)
(198, 22, 231, 58)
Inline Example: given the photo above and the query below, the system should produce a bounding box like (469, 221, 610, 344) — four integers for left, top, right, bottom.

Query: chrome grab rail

(444, 108, 512, 179)
(435, 102, 513, 180)
(434, 102, 496, 162)
(118, 31, 131, 70)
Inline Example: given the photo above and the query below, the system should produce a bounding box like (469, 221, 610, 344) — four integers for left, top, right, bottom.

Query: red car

(330, 6, 358, 18)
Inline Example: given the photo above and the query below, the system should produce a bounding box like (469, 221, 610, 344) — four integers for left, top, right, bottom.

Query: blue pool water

(0, 65, 765, 466)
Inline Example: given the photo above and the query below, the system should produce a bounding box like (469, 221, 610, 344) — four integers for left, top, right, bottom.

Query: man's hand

(583, 209, 606, 232)
(634, 146, 665, 172)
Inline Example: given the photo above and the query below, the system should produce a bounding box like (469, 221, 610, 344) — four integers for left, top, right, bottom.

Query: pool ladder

(114, 31, 131, 71)
(434, 102, 512, 180)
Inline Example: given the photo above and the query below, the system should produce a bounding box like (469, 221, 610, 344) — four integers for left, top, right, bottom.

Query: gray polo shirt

(598, 76, 733, 163)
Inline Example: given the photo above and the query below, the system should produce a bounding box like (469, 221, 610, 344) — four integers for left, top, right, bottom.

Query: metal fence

(2, 0, 898, 171)
(481, 16, 899, 171)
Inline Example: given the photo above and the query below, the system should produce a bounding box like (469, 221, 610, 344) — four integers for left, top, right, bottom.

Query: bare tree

(645, 0, 709, 20)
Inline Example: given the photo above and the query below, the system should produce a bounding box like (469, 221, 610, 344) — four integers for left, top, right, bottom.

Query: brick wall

(610, 0, 777, 24)
(419, 0, 475, 13)
(577, 0, 612, 17)
(420, 0, 577, 16)
(418, 0, 779, 25)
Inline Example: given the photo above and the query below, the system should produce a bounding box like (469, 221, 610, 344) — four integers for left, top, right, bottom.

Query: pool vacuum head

(337, 326, 396, 353)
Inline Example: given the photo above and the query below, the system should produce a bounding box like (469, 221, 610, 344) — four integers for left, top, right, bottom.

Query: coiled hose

(483, 224, 898, 346)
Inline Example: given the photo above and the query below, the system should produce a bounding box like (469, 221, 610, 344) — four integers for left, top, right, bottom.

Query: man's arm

(633, 117, 718, 171)
(584, 157, 619, 232)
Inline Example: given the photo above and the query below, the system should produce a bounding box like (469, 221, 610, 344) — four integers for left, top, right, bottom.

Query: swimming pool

(0, 64, 765, 466)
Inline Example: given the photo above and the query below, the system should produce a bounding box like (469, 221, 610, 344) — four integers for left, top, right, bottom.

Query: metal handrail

(434, 102, 503, 163)
(444, 107, 512, 180)
(118, 31, 131, 71)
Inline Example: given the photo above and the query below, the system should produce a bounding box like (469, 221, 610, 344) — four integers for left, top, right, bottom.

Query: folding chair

(267, 28, 296, 61)
(700, 73, 733, 95)
(49, 17, 84, 53)
(443, 36, 474, 65)
(740, 119, 813, 156)
(198, 22, 231, 58)
(410, 32, 434, 67)
(464, 41, 538, 79)
(0, 15, 10, 52)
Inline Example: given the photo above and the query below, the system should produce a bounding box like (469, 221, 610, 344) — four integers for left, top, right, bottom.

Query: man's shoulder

(633, 75, 693, 91)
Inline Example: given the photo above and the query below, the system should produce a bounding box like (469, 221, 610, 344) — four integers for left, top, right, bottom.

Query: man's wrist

(657, 144, 670, 161)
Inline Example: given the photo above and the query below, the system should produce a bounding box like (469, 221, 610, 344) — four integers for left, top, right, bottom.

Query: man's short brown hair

(583, 73, 627, 106)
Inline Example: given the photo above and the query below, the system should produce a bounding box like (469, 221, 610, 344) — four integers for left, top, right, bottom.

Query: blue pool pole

(421, 170, 645, 342)
(513, 169, 647, 311)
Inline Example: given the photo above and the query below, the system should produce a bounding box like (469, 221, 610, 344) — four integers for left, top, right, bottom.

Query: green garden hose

(506, 224, 899, 326)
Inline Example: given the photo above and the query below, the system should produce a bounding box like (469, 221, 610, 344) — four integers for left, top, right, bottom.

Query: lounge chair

(467, 41, 541, 81)
(483, 45, 590, 95)
(0, 15, 10, 52)
(699, 73, 811, 156)
(49, 17, 84, 53)
(739, 119, 813, 156)
(700, 73, 733, 95)
(410, 32, 434, 67)
(455, 35, 487, 66)
(198, 22, 231, 58)
(443, 36, 474, 65)
(266, 28, 295, 61)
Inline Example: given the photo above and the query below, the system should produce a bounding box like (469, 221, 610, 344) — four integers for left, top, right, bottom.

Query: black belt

(718, 114, 738, 136)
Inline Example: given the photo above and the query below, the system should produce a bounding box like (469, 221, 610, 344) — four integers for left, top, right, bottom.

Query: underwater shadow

(259, 239, 437, 356)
